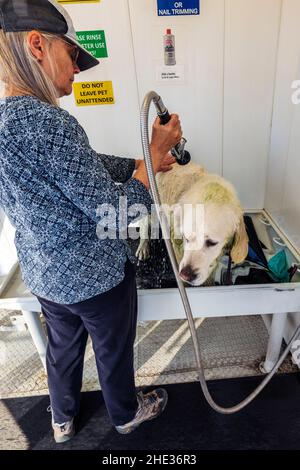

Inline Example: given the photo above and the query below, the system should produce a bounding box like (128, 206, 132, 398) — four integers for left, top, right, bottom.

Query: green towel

(268, 250, 289, 282)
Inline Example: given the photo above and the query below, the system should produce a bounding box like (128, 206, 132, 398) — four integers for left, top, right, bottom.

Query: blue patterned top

(0, 96, 152, 304)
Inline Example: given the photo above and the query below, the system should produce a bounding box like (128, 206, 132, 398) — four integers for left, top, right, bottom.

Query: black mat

(2, 373, 300, 450)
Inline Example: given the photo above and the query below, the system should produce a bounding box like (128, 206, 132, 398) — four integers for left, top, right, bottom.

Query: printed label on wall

(73, 81, 115, 106)
(157, 0, 200, 16)
(58, 1, 100, 4)
(156, 65, 185, 83)
(76, 31, 108, 58)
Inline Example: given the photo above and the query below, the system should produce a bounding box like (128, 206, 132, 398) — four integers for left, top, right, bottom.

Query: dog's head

(170, 180, 248, 286)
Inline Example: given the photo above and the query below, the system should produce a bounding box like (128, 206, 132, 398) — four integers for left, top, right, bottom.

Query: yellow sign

(73, 81, 115, 106)
(58, 1, 100, 4)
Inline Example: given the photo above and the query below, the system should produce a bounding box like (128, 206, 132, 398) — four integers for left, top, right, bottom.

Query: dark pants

(36, 260, 138, 426)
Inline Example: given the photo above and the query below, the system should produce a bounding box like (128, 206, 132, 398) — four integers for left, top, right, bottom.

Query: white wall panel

(60, 0, 141, 158)
(280, 101, 300, 248)
(264, 0, 300, 344)
(223, 0, 282, 209)
(265, 0, 300, 251)
(128, 0, 224, 173)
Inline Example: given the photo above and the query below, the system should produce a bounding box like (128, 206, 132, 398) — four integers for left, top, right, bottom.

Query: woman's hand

(134, 159, 143, 170)
(133, 114, 182, 189)
(150, 115, 182, 172)
(156, 153, 176, 172)
(134, 154, 176, 173)
(151, 115, 182, 154)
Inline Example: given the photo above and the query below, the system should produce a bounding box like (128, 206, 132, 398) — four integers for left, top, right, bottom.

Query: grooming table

(1, 210, 300, 373)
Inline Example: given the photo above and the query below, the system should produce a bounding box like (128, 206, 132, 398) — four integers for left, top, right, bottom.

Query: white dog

(136, 161, 248, 286)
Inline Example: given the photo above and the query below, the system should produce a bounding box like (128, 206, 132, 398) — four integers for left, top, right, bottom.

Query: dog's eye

(206, 239, 218, 248)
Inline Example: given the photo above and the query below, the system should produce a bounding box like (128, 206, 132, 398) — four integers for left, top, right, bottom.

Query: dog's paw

(136, 240, 150, 261)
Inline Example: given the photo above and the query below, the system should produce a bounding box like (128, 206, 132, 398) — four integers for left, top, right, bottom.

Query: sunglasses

(69, 47, 80, 66)
(58, 37, 80, 65)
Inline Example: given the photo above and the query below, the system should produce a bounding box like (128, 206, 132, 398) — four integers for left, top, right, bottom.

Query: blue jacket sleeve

(97, 153, 136, 183)
(45, 110, 152, 233)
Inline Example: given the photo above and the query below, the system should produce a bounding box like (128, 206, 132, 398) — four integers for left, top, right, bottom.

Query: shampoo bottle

(164, 28, 176, 66)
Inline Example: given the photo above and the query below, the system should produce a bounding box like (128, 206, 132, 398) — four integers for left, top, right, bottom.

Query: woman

(0, 0, 182, 443)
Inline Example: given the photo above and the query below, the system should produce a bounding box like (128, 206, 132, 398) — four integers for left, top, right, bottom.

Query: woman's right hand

(133, 114, 182, 190)
(150, 115, 182, 172)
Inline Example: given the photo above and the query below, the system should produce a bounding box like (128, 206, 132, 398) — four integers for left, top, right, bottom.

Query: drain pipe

(140, 90, 300, 414)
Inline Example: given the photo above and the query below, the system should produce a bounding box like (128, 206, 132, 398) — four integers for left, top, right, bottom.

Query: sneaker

(52, 418, 75, 443)
(115, 388, 168, 434)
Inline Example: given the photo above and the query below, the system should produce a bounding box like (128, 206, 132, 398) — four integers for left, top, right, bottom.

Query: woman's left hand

(135, 159, 143, 170)
(156, 153, 176, 172)
(135, 154, 176, 173)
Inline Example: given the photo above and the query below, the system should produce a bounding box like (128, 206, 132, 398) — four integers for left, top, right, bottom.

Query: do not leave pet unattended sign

(73, 81, 115, 106)
(157, 0, 200, 16)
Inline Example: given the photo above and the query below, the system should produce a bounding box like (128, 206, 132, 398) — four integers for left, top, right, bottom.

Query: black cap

(0, 0, 100, 72)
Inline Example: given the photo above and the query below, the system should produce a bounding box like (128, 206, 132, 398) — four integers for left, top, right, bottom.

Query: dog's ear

(230, 216, 249, 264)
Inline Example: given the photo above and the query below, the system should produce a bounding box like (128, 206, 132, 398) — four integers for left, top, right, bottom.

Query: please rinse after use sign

(157, 0, 200, 16)
(76, 31, 108, 59)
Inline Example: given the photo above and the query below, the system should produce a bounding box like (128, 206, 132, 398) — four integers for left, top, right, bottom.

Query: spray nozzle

(152, 95, 191, 166)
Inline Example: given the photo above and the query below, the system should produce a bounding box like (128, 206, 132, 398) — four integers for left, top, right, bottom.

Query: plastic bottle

(164, 28, 176, 66)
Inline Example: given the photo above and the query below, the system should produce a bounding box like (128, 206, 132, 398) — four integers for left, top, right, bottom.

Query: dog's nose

(179, 266, 197, 283)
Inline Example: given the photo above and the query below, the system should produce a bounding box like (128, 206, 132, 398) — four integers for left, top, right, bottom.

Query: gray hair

(0, 30, 59, 106)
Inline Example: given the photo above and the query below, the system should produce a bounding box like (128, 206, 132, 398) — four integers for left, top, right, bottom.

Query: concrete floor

(0, 309, 297, 398)
(0, 308, 298, 450)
